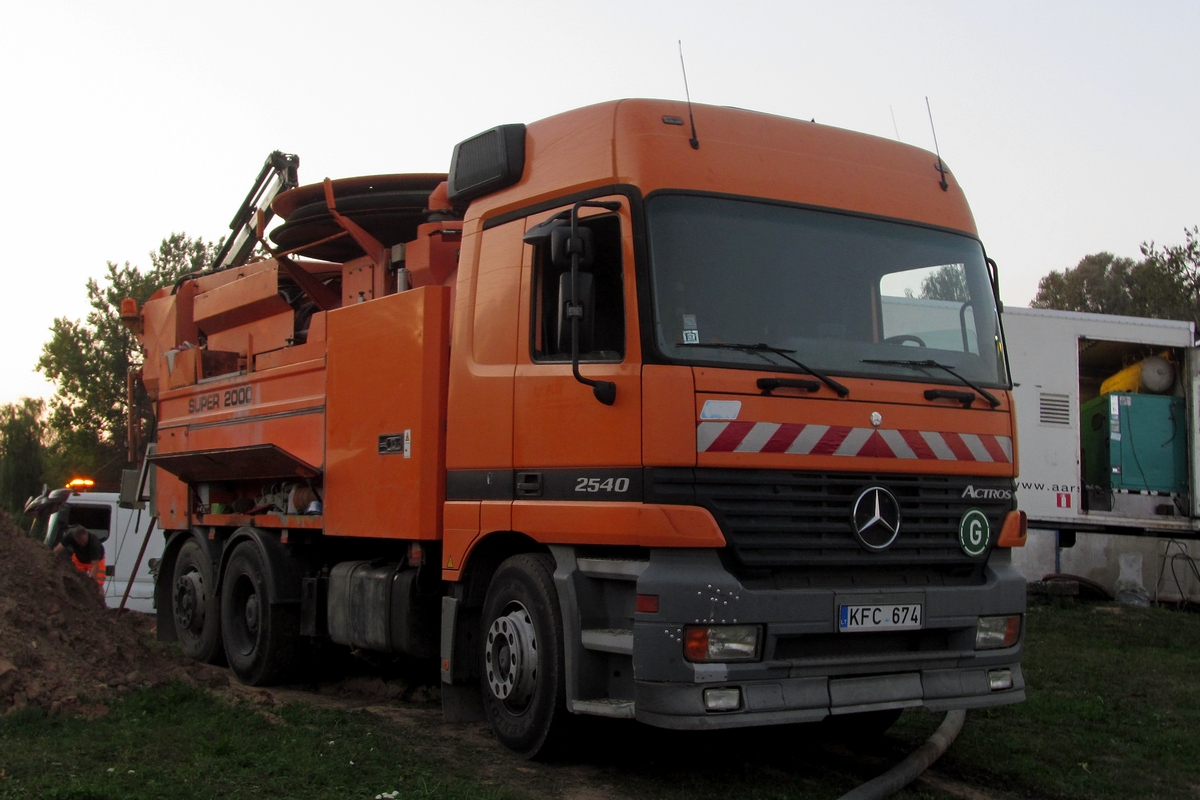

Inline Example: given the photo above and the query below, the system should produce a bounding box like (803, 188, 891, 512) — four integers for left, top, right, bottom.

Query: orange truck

(125, 99, 1027, 756)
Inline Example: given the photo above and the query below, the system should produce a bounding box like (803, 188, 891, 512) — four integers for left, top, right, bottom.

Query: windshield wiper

(682, 342, 850, 398)
(861, 358, 1001, 408)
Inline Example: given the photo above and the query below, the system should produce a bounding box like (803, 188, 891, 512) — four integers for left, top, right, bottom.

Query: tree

(1031, 228, 1200, 327)
(1139, 226, 1200, 325)
(1030, 253, 1141, 316)
(36, 234, 217, 488)
(0, 398, 47, 516)
(920, 264, 970, 302)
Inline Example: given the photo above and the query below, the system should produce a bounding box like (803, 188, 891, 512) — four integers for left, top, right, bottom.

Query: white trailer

(1004, 307, 1200, 602)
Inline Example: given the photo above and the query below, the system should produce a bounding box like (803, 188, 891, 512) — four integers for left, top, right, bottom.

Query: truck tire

(171, 538, 223, 664)
(220, 541, 300, 686)
(480, 553, 569, 758)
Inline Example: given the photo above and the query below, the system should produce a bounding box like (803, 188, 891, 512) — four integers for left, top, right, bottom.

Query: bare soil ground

(0, 510, 230, 718)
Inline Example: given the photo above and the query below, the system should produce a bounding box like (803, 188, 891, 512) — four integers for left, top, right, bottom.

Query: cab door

(512, 197, 642, 496)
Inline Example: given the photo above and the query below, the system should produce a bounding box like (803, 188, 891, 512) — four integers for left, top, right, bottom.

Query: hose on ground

(836, 709, 967, 800)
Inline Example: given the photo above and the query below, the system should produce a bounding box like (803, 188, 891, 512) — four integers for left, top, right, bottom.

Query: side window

(878, 263, 979, 353)
(61, 504, 113, 543)
(531, 213, 625, 362)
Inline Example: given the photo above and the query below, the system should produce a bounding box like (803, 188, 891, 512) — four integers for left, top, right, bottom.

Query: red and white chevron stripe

(696, 421, 1012, 463)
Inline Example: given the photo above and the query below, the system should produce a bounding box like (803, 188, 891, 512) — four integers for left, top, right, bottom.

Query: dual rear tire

(220, 542, 300, 685)
(169, 536, 298, 685)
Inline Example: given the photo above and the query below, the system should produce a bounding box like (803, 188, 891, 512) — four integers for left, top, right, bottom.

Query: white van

(33, 491, 164, 614)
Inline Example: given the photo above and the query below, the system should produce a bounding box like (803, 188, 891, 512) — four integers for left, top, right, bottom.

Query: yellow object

(65, 478, 95, 490)
(1099, 352, 1175, 395)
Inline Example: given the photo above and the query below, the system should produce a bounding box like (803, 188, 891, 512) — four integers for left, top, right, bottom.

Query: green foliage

(0, 398, 47, 516)
(1032, 227, 1200, 325)
(0, 682, 514, 800)
(920, 263, 970, 302)
(892, 601, 1200, 800)
(35, 234, 216, 487)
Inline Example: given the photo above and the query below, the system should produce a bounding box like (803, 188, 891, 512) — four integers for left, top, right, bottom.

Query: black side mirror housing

(557, 271, 594, 353)
(551, 226, 594, 269)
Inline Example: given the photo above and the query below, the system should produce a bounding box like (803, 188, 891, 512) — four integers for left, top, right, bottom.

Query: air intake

(447, 124, 526, 204)
(1039, 393, 1071, 426)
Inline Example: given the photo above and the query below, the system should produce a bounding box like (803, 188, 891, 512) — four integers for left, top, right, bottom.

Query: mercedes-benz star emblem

(851, 486, 902, 551)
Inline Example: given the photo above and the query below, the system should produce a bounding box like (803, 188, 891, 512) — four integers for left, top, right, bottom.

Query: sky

(1, 1, 1197, 405)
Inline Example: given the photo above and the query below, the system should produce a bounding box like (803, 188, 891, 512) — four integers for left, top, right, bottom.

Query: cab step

(570, 698, 635, 718)
(581, 628, 633, 655)
(576, 558, 648, 582)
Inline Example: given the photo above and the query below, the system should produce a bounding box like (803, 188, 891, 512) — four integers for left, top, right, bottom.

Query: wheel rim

(484, 602, 538, 712)
(174, 570, 205, 634)
(228, 573, 260, 657)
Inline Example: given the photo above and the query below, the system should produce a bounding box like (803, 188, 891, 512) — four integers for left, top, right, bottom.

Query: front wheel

(480, 553, 569, 758)
(220, 542, 300, 685)
(171, 538, 223, 664)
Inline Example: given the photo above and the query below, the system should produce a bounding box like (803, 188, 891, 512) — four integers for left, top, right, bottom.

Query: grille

(1039, 393, 1071, 426)
(647, 468, 1014, 569)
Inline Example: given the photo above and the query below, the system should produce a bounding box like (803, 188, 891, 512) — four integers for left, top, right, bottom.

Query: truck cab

(439, 101, 1025, 742)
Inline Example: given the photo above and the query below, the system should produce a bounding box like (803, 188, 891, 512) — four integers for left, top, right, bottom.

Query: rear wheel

(220, 542, 299, 685)
(171, 538, 223, 664)
(480, 553, 569, 758)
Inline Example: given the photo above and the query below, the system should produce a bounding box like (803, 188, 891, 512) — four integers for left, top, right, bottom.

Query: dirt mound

(0, 510, 226, 716)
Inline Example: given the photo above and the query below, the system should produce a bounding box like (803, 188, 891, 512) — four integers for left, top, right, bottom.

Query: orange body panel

(512, 502, 724, 548)
(468, 100, 976, 237)
(642, 365, 697, 467)
(156, 469, 190, 531)
(997, 510, 1028, 547)
(441, 501, 480, 575)
(443, 501, 726, 577)
(512, 363, 642, 467)
(324, 286, 450, 539)
(445, 225, 517, 471)
(141, 282, 199, 396)
(205, 311, 294, 361)
(193, 264, 292, 335)
(407, 221, 462, 288)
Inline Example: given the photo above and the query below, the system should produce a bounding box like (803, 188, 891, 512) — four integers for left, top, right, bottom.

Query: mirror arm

(566, 200, 619, 406)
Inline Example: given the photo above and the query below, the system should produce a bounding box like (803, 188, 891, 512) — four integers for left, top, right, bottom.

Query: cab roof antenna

(678, 40, 700, 150)
(925, 96, 949, 191)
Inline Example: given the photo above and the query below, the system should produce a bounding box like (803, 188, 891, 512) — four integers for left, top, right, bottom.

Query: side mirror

(557, 271, 594, 353)
(551, 226, 594, 269)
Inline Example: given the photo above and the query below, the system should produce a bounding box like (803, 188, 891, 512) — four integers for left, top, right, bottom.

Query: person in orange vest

(53, 524, 107, 590)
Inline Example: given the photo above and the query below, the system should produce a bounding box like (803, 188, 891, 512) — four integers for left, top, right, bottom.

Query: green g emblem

(959, 508, 990, 556)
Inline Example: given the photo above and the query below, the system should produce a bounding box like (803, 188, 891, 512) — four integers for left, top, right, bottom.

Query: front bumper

(630, 548, 1026, 730)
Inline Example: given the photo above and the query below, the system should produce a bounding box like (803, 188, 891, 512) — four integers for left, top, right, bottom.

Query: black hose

(836, 709, 966, 800)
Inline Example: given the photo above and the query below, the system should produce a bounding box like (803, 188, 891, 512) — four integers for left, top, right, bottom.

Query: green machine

(1081, 392, 1188, 495)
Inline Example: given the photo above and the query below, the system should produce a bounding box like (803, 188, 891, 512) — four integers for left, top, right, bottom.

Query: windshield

(647, 194, 1009, 387)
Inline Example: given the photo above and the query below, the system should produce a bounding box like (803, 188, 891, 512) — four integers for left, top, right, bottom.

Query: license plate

(839, 603, 923, 632)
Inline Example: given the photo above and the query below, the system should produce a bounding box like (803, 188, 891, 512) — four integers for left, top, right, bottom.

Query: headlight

(683, 625, 761, 662)
(975, 615, 1021, 650)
